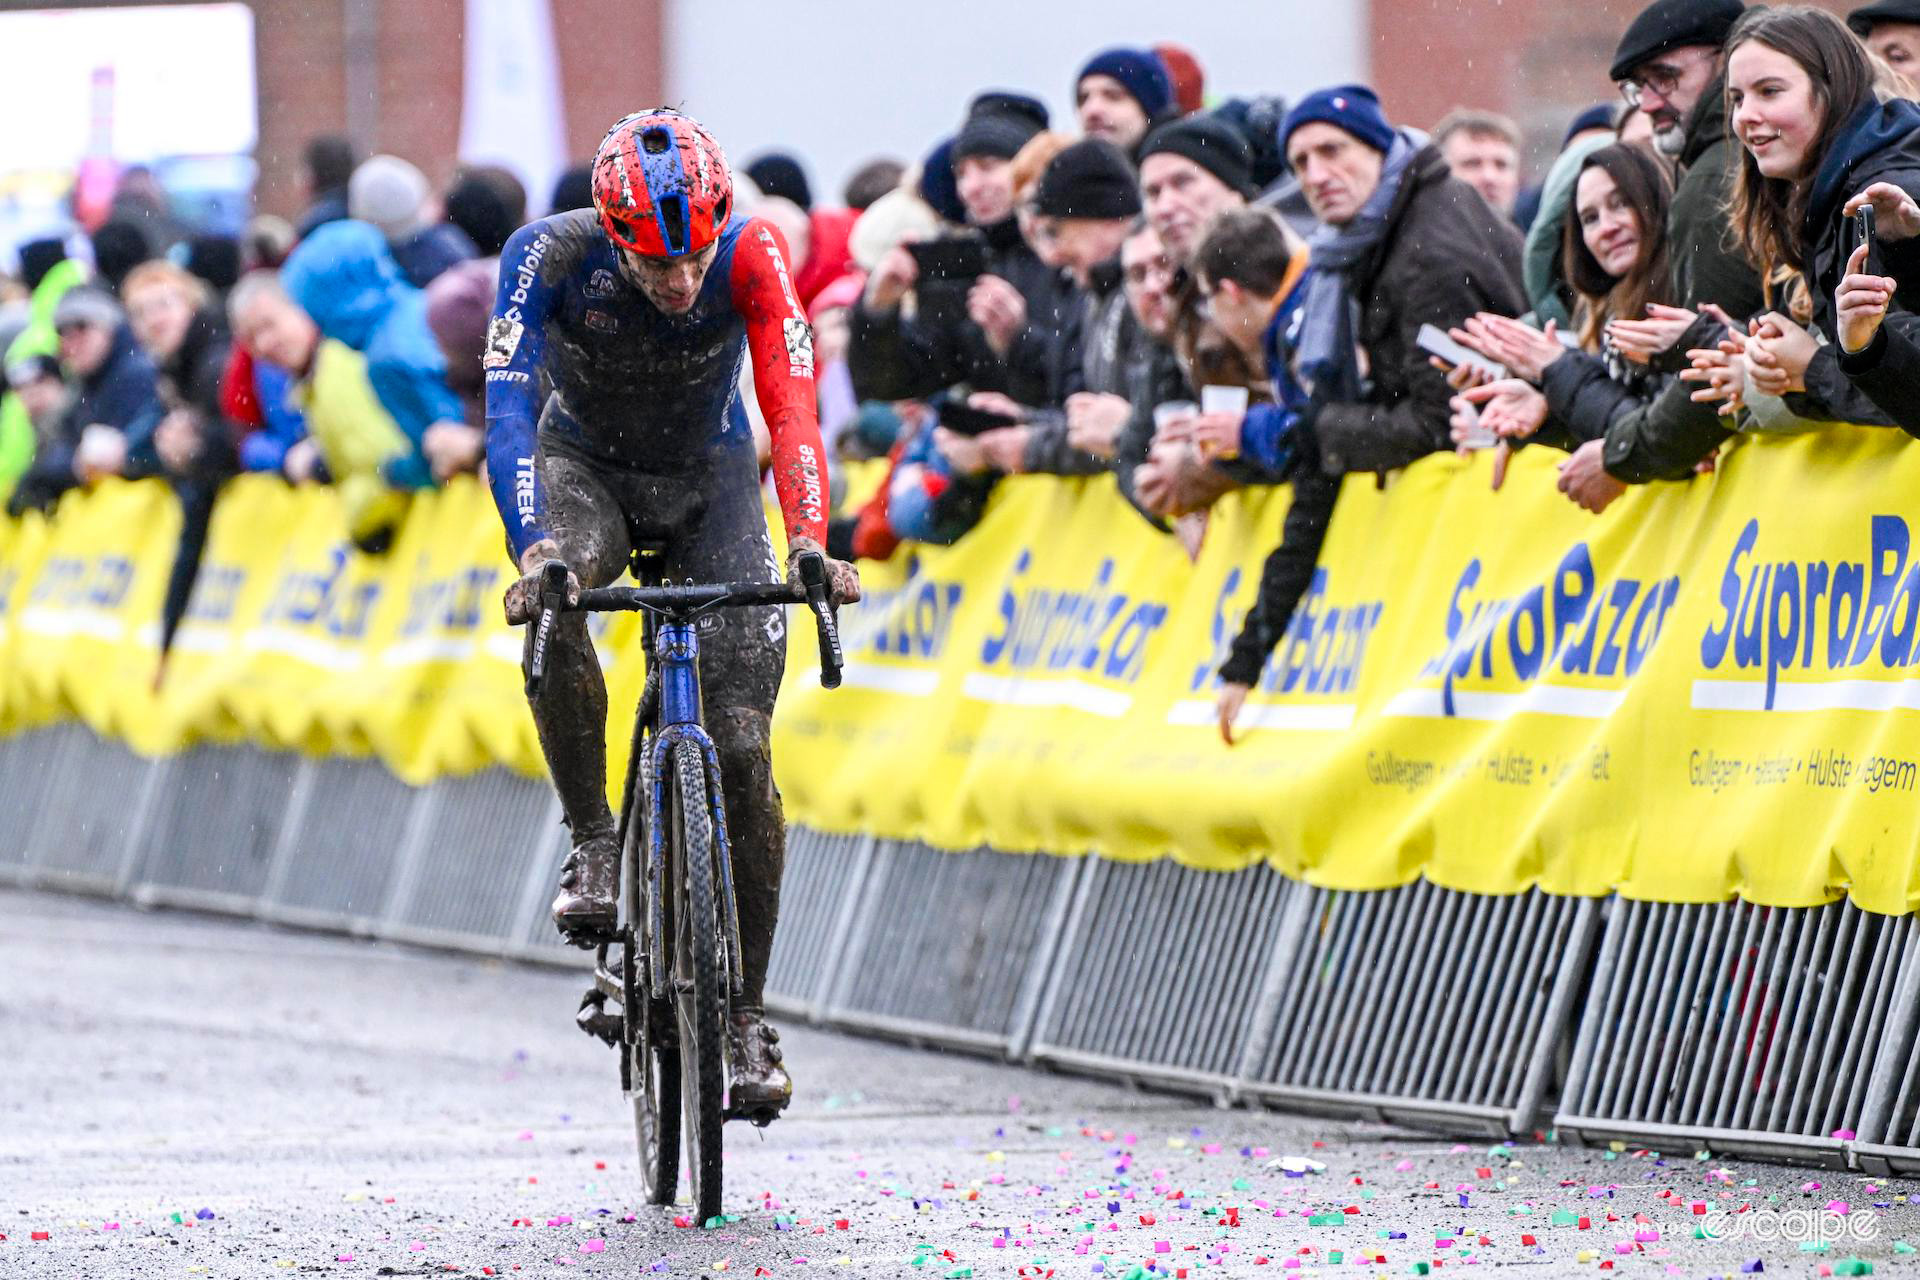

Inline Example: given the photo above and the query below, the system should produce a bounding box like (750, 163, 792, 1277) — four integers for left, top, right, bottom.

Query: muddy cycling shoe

(726, 1013, 792, 1122)
(550, 830, 619, 946)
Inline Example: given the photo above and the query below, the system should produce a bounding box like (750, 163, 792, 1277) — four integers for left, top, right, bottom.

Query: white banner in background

(458, 0, 567, 212)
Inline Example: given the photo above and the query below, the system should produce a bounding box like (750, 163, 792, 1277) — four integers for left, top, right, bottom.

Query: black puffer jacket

(1306, 143, 1527, 477)
(1601, 81, 1767, 483)
(848, 215, 1070, 407)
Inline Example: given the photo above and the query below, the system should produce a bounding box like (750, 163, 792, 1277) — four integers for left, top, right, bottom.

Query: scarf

(1293, 130, 1423, 400)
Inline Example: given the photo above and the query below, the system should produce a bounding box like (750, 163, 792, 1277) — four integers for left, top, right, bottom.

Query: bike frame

(639, 609, 746, 1004)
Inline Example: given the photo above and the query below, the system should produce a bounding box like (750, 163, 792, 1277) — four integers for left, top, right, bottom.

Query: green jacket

(0, 259, 88, 503)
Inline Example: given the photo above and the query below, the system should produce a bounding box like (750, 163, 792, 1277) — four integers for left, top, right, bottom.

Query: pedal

(575, 991, 624, 1048)
(727, 1102, 786, 1129)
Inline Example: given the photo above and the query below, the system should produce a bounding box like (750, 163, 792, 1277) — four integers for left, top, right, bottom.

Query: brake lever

(794, 551, 844, 690)
(524, 560, 571, 697)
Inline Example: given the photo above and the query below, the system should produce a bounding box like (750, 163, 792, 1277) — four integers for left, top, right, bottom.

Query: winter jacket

(1306, 144, 1528, 477)
(1537, 339, 1671, 447)
(1022, 257, 1132, 476)
(9, 322, 163, 513)
(281, 219, 456, 489)
(1783, 97, 1920, 434)
(1600, 82, 1768, 484)
(240, 360, 312, 473)
(882, 408, 998, 546)
(390, 221, 479, 290)
(0, 258, 87, 503)
(1217, 256, 1339, 687)
(847, 215, 1070, 407)
(293, 337, 417, 550)
(1112, 325, 1192, 529)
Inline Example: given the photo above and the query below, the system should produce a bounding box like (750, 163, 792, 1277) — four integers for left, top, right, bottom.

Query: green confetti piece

(1601, 1151, 1618, 1161)
(1329, 1251, 1344, 1264)
(1231, 1178, 1252, 1191)
(1834, 1259, 1873, 1276)
(1800, 1240, 1832, 1253)
(1895, 1241, 1917, 1255)
(944, 1268, 973, 1279)
(1551, 1210, 1580, 1227)
(1309, 1212, 1343, 1227)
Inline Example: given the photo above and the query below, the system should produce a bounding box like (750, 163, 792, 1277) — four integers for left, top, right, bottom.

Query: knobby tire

(625, 743, 680, 1204)
(671, 742, 726, 1223)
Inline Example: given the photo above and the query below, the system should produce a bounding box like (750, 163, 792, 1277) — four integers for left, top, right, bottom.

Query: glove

(786, 535, 863, 607)
(503, 538, 580, 625)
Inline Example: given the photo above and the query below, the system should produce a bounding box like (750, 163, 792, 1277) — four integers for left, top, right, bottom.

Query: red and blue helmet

(591, 109, 733, 258)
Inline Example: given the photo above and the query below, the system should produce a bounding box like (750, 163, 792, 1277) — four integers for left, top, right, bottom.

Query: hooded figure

(0, 254, 87, 504)
(282, 219, 459, 489)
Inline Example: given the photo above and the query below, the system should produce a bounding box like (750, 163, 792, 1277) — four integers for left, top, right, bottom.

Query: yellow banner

(7, 429, 1920, 912)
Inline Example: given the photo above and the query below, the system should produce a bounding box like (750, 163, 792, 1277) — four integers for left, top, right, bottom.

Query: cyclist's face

(617, 240, 719, 314)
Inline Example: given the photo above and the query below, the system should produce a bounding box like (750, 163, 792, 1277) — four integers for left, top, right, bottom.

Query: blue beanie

(1280, 84, 1395, 157)
(1077, 48, 1173, 120)
(917, 137, 967, 226)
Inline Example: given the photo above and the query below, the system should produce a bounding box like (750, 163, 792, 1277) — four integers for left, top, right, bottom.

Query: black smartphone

(1857, 204, 1883, 278)
(908, 236, 988, 284)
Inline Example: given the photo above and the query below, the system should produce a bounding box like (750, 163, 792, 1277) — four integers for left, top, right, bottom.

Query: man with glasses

(1553, 0, 1769, 509)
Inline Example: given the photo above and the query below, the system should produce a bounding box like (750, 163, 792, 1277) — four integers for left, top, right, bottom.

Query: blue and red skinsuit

(483, 207, 827, 559)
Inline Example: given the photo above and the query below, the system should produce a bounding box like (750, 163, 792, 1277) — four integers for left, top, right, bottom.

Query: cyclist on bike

(484, 109, 860, 1117)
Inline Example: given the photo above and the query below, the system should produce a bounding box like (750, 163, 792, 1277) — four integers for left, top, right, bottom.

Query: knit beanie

(349, 155, 430, 240)
(1033, 140, 1142, 220)
(53, 286, 124, 332)
(1077, 48, 1174, 120)
(1280, 85, 1395, 157)
(951, 91, 1049, 163)
(1138, 116, 1256, 198)
(745, 153, 813, 212)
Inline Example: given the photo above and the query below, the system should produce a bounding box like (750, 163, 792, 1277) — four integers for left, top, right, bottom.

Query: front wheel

(624, 750, 680, 1204)
(670, 742, 727, 1223)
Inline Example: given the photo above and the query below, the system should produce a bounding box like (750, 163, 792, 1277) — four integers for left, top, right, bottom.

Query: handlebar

(522, 551, 844, 696)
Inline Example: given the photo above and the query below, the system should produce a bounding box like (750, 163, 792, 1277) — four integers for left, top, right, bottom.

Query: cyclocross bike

(525, 549, 843, 1223)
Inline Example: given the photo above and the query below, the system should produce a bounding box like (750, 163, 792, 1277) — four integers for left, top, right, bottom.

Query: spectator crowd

(5, 0, 1920, 735)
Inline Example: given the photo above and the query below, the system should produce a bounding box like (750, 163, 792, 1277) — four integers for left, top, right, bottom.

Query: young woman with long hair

(1697, 5, 1920, 430)
(1442, 143, 1684, 499)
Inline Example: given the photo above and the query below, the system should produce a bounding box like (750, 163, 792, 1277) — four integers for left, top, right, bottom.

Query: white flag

(458, 0, 566, 214)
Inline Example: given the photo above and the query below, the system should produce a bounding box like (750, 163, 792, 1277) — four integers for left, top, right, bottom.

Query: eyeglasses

(1618, 49, 1714, 107)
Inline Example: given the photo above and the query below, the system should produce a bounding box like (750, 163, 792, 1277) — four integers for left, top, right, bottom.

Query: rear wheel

(624, 741, 679, 1204)
(670, 743, 727, 1223)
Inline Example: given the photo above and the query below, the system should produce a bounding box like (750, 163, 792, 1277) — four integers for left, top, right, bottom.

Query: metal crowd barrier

(1557, 897, 1920, 1169)
(8, 721, 1920, 1169)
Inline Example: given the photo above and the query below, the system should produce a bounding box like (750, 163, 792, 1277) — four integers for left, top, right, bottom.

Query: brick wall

(0, 0, 664, 218)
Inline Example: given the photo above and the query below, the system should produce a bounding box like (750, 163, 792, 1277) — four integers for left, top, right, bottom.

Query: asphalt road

(6, 886, 1920, 1279)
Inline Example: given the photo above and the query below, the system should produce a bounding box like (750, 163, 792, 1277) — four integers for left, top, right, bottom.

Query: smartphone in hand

(1416, 323, 1507, 380)
(1857, 204, 1883, 278)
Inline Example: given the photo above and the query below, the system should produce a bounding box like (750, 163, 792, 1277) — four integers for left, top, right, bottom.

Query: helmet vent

(659, 194, 690, 254)
(642, 127, 673, 155)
